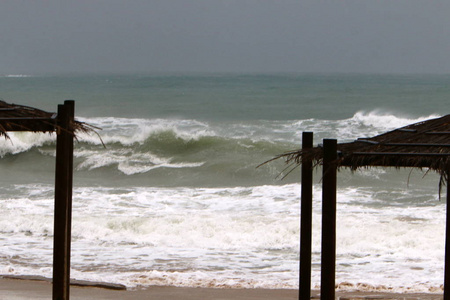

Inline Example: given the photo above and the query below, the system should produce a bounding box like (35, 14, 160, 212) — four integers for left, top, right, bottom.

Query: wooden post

(53, 101, 75, 300)
(445, 170, 450, 300)
(320, 139, 337, 300)
(300, 132, 313, 300)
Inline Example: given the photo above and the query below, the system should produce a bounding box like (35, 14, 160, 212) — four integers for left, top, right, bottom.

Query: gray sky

(1, 0, 450, 74)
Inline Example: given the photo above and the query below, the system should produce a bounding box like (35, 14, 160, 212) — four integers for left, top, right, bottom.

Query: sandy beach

(0, 277, 444, 300)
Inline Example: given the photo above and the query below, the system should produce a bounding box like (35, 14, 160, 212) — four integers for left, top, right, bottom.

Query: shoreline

(0, 277, 444, 300)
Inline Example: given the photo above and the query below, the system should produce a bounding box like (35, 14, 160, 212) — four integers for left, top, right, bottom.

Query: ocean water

(0, 73, 449, 292)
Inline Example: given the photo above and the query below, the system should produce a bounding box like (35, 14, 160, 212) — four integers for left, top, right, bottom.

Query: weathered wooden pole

(320, 139, 337, 300)
(445, 169, 450, 300)
(53, 101, 75, 300)
(300, 132, 313, 300)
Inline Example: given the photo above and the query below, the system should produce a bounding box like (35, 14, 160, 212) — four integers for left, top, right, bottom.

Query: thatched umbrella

(264, 114, 450, 300)
(0, 100, 97, 300)
(274, 114, 450, 174)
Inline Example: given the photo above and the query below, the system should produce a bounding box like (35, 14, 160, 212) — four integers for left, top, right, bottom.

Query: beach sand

(0, 277, 444, 300)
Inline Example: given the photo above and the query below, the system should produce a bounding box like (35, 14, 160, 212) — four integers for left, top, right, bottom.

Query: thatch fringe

(0, 100, 101, 143)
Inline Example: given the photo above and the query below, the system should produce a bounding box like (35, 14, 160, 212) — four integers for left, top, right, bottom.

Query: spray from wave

(289, 111, 440, 143)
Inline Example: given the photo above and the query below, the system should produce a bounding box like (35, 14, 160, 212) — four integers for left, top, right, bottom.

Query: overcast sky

(1, 0, 449, 74)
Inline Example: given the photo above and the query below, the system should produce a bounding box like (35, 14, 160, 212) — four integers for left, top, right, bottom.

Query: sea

(0, 73, 449, 293)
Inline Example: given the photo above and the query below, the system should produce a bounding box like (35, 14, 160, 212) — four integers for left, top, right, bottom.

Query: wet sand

(0, 277, 444, 300)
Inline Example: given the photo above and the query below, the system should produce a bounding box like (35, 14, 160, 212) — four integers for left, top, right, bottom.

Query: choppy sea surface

(0, 73, 448, 292)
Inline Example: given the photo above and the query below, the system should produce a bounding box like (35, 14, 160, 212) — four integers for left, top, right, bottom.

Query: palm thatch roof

(0, 100, 94, 138)
(270, 114, 450, 176)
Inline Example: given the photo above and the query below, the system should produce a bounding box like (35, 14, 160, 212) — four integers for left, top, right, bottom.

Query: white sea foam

(2, 74, 31, 78)
(75, 148, 205, 174)
(0, 180, 445, 291)
(0, 183, 302, 288)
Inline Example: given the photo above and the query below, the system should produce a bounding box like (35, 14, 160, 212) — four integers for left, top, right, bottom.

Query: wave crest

(291, 111, 441, 143)
(352, 110, 440, 131)
(0, 132, 55, 157)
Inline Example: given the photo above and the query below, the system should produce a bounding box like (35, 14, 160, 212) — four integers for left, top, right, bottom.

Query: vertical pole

(445, 170, 450, 300)
(300, 132, 313, 300)
(65, 101, 74, 299)
(320, 139, 337, 300)
(53, 101, 74, 300)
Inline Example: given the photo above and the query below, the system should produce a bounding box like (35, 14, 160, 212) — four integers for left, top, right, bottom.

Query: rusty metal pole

(300, 132, 313, 300)
(53, 101, 74, 300)
(320, 139, 337, 300)
(445, 169, 450, 300)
